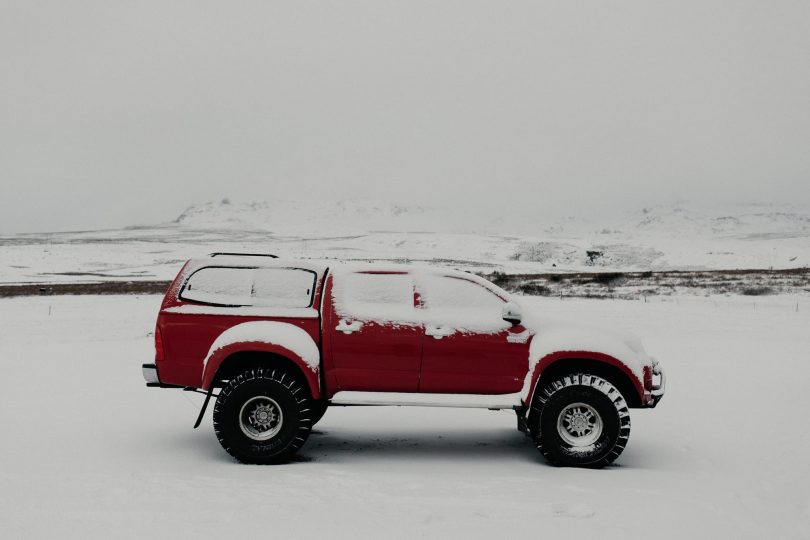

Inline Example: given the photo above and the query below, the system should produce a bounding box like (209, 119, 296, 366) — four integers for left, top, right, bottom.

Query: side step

(329, 391, 522, 410)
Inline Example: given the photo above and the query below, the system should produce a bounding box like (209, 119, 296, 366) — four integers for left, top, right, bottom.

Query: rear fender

(200, 321, 321, 398)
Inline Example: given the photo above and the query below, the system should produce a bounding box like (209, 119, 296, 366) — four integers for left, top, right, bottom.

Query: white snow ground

(2, 199, 810, 284)
(1, 294, 809, 539)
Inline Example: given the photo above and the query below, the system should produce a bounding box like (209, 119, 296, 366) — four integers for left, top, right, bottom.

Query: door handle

(336, 319, 363, 334)
(425, 325, 454, 339)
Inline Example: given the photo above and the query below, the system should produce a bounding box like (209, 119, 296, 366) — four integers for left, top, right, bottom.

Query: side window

(334, 272, 416, 321)
(420, 275, 506, 330)
(181, 267, 316, 307)
(181, 267, 252, 305)
(251, 268, 315, 307)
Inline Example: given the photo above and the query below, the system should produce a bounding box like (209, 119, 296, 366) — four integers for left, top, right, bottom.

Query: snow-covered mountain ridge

(173, 199, 484, 234)
(172, 198, 810, 238)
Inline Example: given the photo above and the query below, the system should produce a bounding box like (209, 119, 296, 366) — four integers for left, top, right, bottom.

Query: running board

(329, 391, 522, 410)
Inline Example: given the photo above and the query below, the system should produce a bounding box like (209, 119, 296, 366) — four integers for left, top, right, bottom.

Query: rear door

(326, 271, 422, 392)
(417, 274, 528, 394)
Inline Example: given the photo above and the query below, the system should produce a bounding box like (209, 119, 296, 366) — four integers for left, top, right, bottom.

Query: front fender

(200, 321, 321, 398)
(521, 350, 645, 407)
(519, 323, 648, 405)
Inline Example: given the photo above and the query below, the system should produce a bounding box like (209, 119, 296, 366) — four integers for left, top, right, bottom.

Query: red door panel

(416, 274, 529, 395)
(329, 319, 422, 392)
(419, 326, 529, 394)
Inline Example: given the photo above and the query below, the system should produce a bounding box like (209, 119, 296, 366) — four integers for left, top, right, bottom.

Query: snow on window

(251, 268, 315, 308)
(181, 267, 253, 305)
(419, 274, 507, 331)
(333, 272, 416, 322)
(181, 266, 315, 308)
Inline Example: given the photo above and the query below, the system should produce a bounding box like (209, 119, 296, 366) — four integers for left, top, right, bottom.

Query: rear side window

(181, 267, 252, 305)
(181, 267, 316, 307)
(251, 268, 315, 307)
(334, 272, 416, 321)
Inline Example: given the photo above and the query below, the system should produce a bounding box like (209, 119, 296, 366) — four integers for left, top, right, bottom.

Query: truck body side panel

(154, 264, 325, 396)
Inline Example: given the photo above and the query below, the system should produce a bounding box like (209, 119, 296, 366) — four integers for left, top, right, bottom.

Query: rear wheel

(213, 368, 312, 464)
(532, 374, 630, 468)
(309, 400, 328, 427)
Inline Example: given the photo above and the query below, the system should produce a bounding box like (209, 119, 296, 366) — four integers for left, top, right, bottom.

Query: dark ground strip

(0, 268, 808, 299)
(484, 267, 810, 298)
(0, 281, 172, 297)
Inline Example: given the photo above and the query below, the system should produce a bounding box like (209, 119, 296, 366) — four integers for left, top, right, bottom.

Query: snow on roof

(182, 258, 510, 294)
(183, 257, 328, 276)
(328, 261, 513, 297)
(328, 262, 515, 333)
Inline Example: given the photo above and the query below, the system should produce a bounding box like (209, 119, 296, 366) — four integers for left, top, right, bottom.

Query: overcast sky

(1, 1, 809, 233)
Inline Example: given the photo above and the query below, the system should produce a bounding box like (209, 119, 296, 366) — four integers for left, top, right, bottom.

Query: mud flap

(515, 406, 529, 435)
(193, 386, 216, 429)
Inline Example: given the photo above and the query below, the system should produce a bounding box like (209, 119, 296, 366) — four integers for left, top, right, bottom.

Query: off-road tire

(532, 373, 630, 468)
(213, 368, 313, 464)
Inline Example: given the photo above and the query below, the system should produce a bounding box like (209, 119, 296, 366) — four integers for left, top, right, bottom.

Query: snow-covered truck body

(143, 255, 665, 467)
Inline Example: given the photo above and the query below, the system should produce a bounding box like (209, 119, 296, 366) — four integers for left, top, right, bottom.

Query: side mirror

(502, 301, 523, 326)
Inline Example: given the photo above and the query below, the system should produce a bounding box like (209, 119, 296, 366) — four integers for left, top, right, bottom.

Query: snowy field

(1, 293, 809, 539)
(3, 200, 810, 285)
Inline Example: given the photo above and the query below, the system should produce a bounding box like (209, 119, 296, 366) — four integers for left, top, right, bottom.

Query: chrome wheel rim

(239, 396, 283, 441)
(556, 402, 603, 447)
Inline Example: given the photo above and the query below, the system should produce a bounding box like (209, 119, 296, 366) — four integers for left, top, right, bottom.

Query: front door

(418, 274, 529, 394)
(328, 271, 422, 392)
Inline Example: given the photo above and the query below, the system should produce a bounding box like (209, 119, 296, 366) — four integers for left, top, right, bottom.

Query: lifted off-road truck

(143, 254, 665, 467)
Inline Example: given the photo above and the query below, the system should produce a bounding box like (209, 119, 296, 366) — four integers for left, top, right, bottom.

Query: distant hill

(1, 199, 808, 284)
(172, 198, 810, 239)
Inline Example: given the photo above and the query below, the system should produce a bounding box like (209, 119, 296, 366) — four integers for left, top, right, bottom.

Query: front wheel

(213, 368, 313, 464)
(532, 374, 631, 468)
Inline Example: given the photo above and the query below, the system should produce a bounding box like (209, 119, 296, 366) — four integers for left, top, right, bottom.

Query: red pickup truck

(143, 254, 665, 467)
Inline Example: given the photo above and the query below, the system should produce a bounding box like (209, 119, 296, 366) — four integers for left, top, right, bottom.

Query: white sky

(1, 1, 809, 233)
